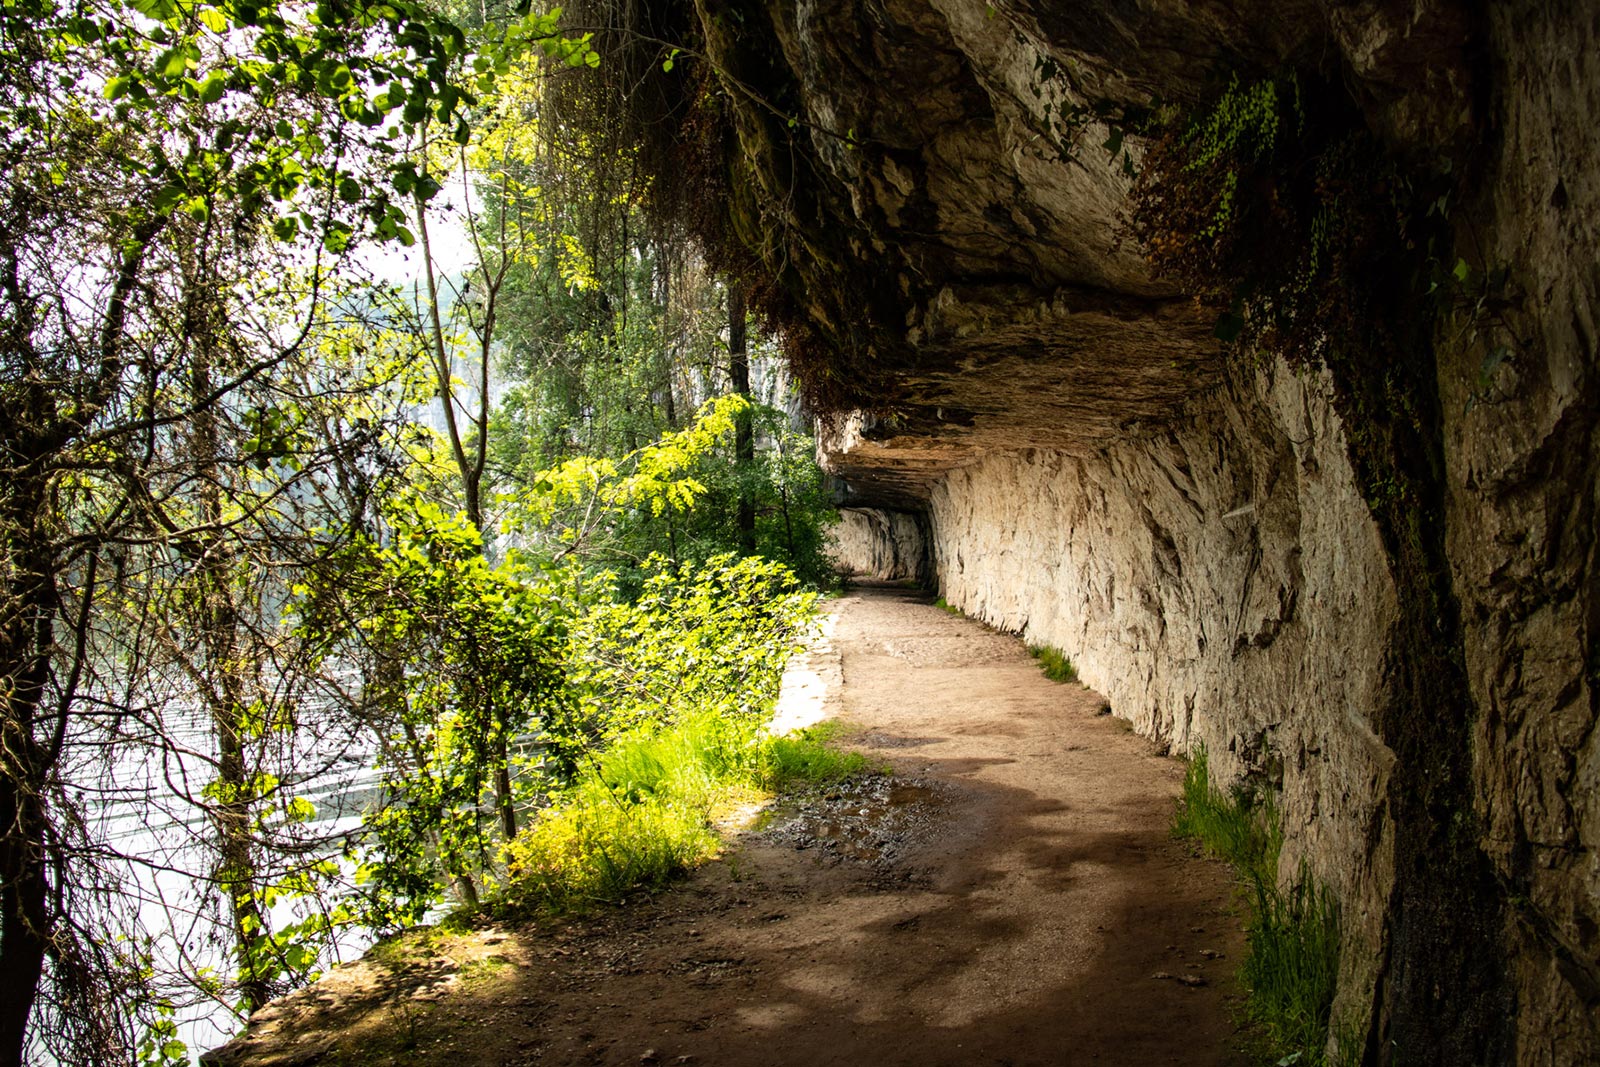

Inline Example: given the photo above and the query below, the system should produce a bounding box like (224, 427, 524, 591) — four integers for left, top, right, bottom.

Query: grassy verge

(1174, 748, 1342, 1065)
(493, 715, 865, 916)
(1027, 644, 1078, 683)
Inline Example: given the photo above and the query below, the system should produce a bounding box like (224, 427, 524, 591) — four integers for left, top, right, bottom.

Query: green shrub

(494, 716, 867, 916)
(1174, 747, 1340, 1065)
(1027, 644, 1078, 683)
(501, 790, 717, 913)
(597, 712, 749, 804)
(569, 554, 819, 736)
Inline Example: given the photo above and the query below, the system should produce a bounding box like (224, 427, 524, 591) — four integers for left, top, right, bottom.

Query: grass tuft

(933, 597, 962, 616)
(757, 722, 868, 788)
(1243, 877, 1343, 1062)
(1173, 748, 1282, 887)
(1027, 644, 1079, 683)
(1173, 747, 1340, 1065)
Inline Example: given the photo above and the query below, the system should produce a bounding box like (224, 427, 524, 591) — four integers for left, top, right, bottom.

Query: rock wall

(1438, 6, 1600, 1055)
(828, 508, 929, 584)
(904, 363, 1402, 1043)
(604, 0, 1600, 1060)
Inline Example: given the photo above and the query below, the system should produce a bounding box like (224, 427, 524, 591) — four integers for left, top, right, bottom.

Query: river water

(81, 693, 389, 1062)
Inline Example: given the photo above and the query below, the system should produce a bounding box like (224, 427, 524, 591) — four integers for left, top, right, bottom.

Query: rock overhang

(653, 0, 1477, 504)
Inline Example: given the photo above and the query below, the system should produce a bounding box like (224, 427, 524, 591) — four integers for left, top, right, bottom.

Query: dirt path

(210, 582, 1249, 1067)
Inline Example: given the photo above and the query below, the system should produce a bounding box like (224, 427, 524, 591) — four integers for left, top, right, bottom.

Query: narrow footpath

(212, 582, 1249, 1067)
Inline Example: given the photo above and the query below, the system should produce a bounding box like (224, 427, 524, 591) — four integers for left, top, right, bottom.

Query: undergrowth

(494, 715, 865, 916)
(1174, 748, 1342, 1066)
(1027, 644, 1078, 683)
(759, 721, 870, 786)
(933, 596, 961, 616)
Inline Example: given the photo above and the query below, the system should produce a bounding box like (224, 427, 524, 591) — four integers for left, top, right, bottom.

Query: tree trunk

(496, 740, 517, 842)
(728, 286, 755, 555)
(186, 325, 273, 1015)
(0, 480, 58, 1067)
(0, 732, 48, 1067)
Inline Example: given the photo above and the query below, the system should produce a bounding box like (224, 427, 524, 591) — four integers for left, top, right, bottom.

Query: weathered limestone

(828, 507, 929, 584)
(920, 364, 1401, 1041)
(1436, 6, 1600, 1054)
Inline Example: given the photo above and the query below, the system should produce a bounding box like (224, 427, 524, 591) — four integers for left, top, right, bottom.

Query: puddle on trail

(749, 772, 943, 870)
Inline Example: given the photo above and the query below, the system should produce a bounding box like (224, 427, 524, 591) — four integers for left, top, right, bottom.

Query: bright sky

(357, 168, 480, 284)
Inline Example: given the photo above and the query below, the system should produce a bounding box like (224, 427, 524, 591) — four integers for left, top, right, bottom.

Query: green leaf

(198, 8, 229, 32)
(198, 73, 226, 104)
(156, 47, 190, 79)
(152, 184, 185, 212)
(452, 117, 470, 146)
(316, 60, 353, 97)
(128, 0, 177, 21)
(105, 75, 132, 100)
(323, 222, 352, 253)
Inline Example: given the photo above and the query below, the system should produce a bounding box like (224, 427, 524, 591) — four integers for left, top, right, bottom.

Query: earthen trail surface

(211, 582, 1249, 1067)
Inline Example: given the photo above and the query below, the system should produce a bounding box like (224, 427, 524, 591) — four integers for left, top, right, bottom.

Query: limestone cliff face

(628, 0, 1598, 1062)
(827, 508, 929, 583)
(1440, 6, 1600, 1052)
(923, 364, 1402, 1048)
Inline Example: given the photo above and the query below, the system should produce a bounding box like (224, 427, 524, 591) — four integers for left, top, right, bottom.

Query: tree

(1, 1, 833, 1057)
(0, 0, 586, 1056)
(728, 286, 756, 555)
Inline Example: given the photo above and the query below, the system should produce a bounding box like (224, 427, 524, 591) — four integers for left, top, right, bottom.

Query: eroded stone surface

(828, 507, 930, 583)
(1438, 6, 1600, 1052)
(783, 2, 1598, 1062)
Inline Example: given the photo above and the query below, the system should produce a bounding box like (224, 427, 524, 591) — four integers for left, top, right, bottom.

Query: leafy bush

(334, 402, 832, 935)
(500, 787, 719, 913)
(328, 497, 575, 927)
(568, 553, 819, 735)
(1173, 748, 1339, 1065)
(479, 550, 855, 916)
